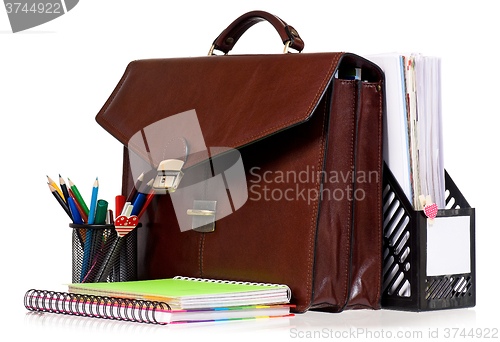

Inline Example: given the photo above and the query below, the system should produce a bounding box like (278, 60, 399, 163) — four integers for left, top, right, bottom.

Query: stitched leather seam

(199, 233, 204, 278)
(162, 137, 188, 163)
(376, 83, 383, 307)
(361, 83, 383, 307)
(199, 163, 211, 277)
(342, 80, 356, 307)
(301, 93, 329, 312)
(350, 83, 383, 308)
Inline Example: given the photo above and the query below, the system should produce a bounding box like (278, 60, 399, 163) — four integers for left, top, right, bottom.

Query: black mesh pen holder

(381, 164, 476, 311)
(70, 223, 140, 283)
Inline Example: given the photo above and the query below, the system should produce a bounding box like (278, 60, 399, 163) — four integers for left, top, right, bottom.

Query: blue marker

(130, 193, 147, 217)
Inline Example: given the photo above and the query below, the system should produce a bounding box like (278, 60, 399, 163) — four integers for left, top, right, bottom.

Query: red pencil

(137, 189, 156, 219)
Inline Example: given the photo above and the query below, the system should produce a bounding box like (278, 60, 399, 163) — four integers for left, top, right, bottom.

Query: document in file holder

(413, 54, 446, 210)
(365, 53, 445, 210)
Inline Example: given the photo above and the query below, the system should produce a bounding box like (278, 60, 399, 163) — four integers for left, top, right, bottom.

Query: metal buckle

(208, 44, 216, 56)
(283, 40, 291, 54)
(188, 200, 217, 232)
(208, 44, 228, 56)
(152, 159, 184, 192)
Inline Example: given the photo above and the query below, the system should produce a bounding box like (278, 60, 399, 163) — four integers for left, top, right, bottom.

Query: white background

(1, 0, 498, 341)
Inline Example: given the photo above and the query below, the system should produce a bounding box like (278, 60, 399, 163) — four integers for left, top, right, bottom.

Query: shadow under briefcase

(95, 10, 385, 313)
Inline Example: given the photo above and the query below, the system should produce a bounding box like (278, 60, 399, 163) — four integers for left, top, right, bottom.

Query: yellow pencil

(47, 175, 65, 202)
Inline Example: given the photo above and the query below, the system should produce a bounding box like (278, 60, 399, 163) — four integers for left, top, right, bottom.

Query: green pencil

(68, 178, 90, 216)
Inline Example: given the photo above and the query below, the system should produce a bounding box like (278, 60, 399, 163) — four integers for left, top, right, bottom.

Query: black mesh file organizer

(381, 164, 476, 311)
(70, 224, 139, 283)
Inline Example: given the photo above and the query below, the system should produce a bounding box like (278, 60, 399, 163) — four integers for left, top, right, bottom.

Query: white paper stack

(365, 53, 445, 209)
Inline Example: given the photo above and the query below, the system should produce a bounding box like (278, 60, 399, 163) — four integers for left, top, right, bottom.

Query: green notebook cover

(68, 276, 290, 309)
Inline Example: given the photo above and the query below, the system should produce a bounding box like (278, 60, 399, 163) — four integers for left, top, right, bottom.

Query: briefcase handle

(209, 10, 305, 55)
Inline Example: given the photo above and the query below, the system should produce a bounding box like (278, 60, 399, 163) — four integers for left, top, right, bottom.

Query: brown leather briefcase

(95, 11, 384, 313)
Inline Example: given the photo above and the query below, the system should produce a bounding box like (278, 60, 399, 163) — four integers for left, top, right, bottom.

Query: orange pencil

(47, 176, 65, 201)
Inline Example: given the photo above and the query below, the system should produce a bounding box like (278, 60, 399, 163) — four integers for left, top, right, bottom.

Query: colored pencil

(67, 197, 84, 224)
(80, 178, 99, 282)
(81, 200, 108, 283)
(68, 188, 88, 223)
(68, 178, 90, 216)
(67, 188, 87, 247)
(59, 175, 70, 205)
(126, 172, 144, 203)
(141, 178, 154, 196)
(84, 208, 114, 283)
(137, 190, 156, 219)
(48, 183, 72, 220)
(87, 178, 99, 225)
(67, 197, 85, 249)
(47, 176, 65, 202)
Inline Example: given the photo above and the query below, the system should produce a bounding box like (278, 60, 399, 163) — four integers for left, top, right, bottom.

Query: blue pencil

(68, 197, 84, 224)
(81, 178, 99, 282)
(87, 178, 99, 224)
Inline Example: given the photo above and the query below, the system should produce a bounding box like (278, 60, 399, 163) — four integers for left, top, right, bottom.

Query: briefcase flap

(95, 52, 379, 170)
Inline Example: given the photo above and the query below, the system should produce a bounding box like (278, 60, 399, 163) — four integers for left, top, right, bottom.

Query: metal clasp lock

(187, 200, 217, 232)
(153, 159, 185, 192)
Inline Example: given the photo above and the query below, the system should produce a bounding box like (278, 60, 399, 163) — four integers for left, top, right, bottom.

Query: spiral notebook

(67, 276, 291, 310)
(24, 289, 294, 325)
